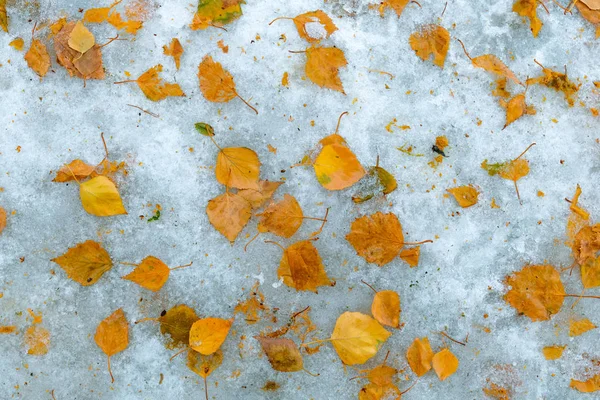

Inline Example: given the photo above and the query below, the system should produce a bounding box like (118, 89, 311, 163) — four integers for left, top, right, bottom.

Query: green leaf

(481, 160, 506, 176)
(195, 122, 215, 137)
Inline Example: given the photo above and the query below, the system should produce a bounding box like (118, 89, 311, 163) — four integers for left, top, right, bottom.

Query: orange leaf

(346, 212, 405, 266)
(24, 325, 50, 355)
(526, 62, 581, 107)
(314, 134, 365, 190)
(163, 38, 183, 70)
(94, 308, 129, 382)
(581, 257, 600, 289)
(472, 54, 521, 85)
(84, 7, 112, 24)
(255, 336, 304, 372)
(371, 290, 401, 328)
(502, 93, 536, 128)
(277, 240, 332, 292)
(432, 348, 459, 381)
(0, 0, 7, 32)
(54, 21, 105, 81)
(572, 224, 600, 266)
(257, 194, 304, 238)
(237, 180, 283, 209)
(24, 39, 51, 78)
(215, 147, 261, 189)
(128, 64, 185, 102)
(569, 318, 596, 337)
(409, 25, 450, 68)
(206, 192, 252, 242)
(305, 47, 347, 93)
(542, 345, 566, 360)
(51, 240, 113, 286)
(571, 374, 600, 393)
(121, 256, 171, 292)
(0, 206, 6, 235)
(187, 348, 223, 378)
(504, 265, 565, 321)
(513, 0, 543, 37)
(406, 337, 433, 376)
(377, 0, 410, 17)
(447, 185, 480, 208)
(399, 246, 420, 267)
(53, 159, 96, 182)
(189, 317, 233, 355)
(107, 11, 143, 34)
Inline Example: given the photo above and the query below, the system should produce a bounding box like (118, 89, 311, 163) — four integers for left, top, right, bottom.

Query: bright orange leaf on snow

(371, 290, 401, 329)
(276, 240, 332, 292)
(500, 93, 536, 129)
(432, 348, 459, 381)
(189, 317, 233, 355)
(206, 192, 252, 242)
(330, 311, 391, 365)
(53, 159, 96, 182)
(198, 55, 257, 113)
(542, 345, 566, 360)
(255, 336, 304, 372)
(304, 46, 348, 93)
(257, 194, 304, 238)
(458, 40, 521, 85)
(504, 264, 565, 321)
(569, 318, 596, 337)
(447, 185, 480, 208)
(9, 37, 24, 51)
(163, 38, 183, 70)
(406, 337, 433, 377)
(357, 354, 402, 400)
(216, 147, 261, 189)
(24, 39, 51, 78)
(399, 246, 420, 267)
(121, 256, 192, 292)
(572, 224, 600, 266)
(513, 0, 543, 37)
(115, 64, 185, 102)
(270, 10, 337, 43)
(409, 25, 450, 68)
(51, 240, 113, 286)
(0, 206, 6, 235)
(376, 0, 410, 17)
(571, 374, 600, 393)
(94, 308, 129, 383)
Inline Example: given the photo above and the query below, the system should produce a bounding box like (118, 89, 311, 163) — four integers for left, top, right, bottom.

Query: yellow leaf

(257, 194, 304, 238)
(190, 0, 243, 31)
(68, 21, 95, 54)
(569, 318, 596, 337)
(581, 257, 600, 289)
(314, 134, 365, 191)
(94, 308, 129, 383)
(24, 39, 51, 78)
(371, 290, 401, 329)
(163, 38, 183, 70)
(377, 0, 410, 17)
(121, 256, 171, 292)
(51, 240, 112, 286)
(513, 0, 543, 37)
(189, 317, 233, 355)
(399, 246, 420, 267)
(571, 374, 600, 393)
(0, 0, 7, 32)
(206, 192, 252, 242)
(238, 180, 283, 209)
(128, 64, 185, 102)
(542, 345, 566, 360)
(216, 147, 261, 189)
(373, 166, 397, 195)
(504, 265, 565, 321)
(330, 311, 391, 365)
(159, 304, 199, 349)
(409, 25, 450, 68)
(9, 37, 24, 51)
(255, 336, 304, 372)
(447, 185, 479, 208)
(277, 240, 332, 292)
(432, 348, 459, 381)
(0, 206, 6, 235)
(305, 47, 347, 93)
(502, 93, 536, 128)
(406, 337, 433, 376)
(84, 7, 111, 24)
(80, 176, 127, 216)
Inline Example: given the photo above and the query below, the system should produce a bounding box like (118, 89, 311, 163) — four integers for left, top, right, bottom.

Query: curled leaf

(163, 38, 183, 70)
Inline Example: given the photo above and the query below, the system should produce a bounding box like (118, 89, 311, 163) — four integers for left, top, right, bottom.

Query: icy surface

(1, 0, 600, 399)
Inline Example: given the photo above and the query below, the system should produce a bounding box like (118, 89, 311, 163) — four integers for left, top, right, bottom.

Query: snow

(1, 0, 600, 398)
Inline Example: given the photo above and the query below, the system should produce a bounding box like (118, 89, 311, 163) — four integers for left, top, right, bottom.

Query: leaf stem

(101, 132, 110, 160)
(360, 280, 378, 294)
(170, 261, 193, 271)
(244, 232, 261, 252)
(236, 93, 258, 114)
(108, 355, 114, 383)
(268, 16, 294, 25)
(113, 79, 137, 84)
(403, 239, 433, 245)
(440, 331, 466, 346)
(334, 112, 349, 135)
(456, 38, 473, 61)
(264, 240, 285, 252)
(169, 347, 186, 361)
(514, 142, 536, 161)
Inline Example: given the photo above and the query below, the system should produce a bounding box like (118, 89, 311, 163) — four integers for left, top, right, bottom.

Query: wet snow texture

(1, 0, 600, 399)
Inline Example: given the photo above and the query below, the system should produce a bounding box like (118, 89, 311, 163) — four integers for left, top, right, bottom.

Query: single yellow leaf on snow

(432, 348, 459, 381)
(24, 39, 51, 78)
(571, 374, 600, 393)
(257, 194, 304, 238)
(68, 21, 95, 54)
(569, 318, 596, 337)
(504, 265, 565, 321)
(125, 64, 185, 102)
(447, 185, 479, 208)
(406, 337, 433, 376)
(122, 256, 171, 292)
(255, 336, 304, 372)
(0, 0, 7, 32)
(163, 38, 183, 70)
(377, 0, 410, 17)
(305, 46, 347, 93)
(346, 212, 405, 266)
(409, 24, 450, 68)
(216, 147, 261, 189)
(543, 345, 566, 360)
(51, 240, 112, 286)
(80, 175, 127, 216)
(206, 192, 252, 242)
(189, 317, 233, 355)
(513, 0, 543, 37)
(330, 311, 391, 365)
(9, 37, 24, 51)
(371, 290, 401, 329)
(94, 308, 129, 383)
(502, 93, 536, 128)
(314, 134, 365, 191)
(277, 240, 332, 292)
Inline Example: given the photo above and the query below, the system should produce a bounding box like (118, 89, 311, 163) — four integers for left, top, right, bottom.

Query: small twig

(514, 142, 536, 161)
(269, 16, 294, 25)
(410, 1, 422, 8)
(264, 240, 285, 252)
(537, 0, 550, 14)
(291, 306, 311, 320)
(288, 50, 307, 54)
(127, 104, 159, 118)
(101, 132, 109, 160)
(361, 280, 378, 294)
(170, 261, 193, 271)
(235, 93, 259, 114)
(335, 112, 349, 135)
(441, 1, 448, 17)
(456, 38, 473, 61)
(440, 330, 466, 346)
(99, 34, 124, 48)
(244, 232, 260, 252)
